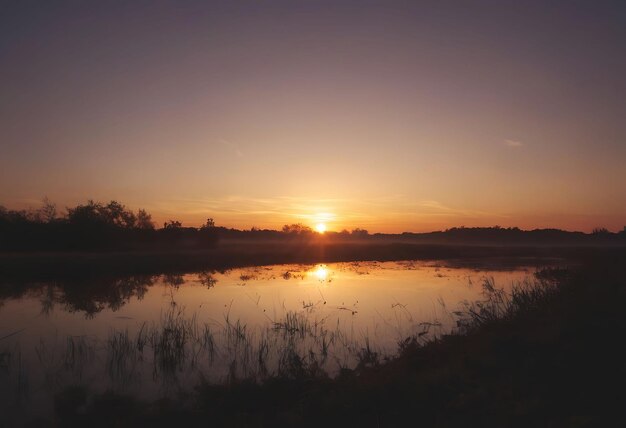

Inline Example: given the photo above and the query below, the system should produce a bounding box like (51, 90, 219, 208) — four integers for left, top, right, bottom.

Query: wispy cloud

(219, 138, 243, 157)
(417, 200, 504, 218)
(504, 139, 523, 147)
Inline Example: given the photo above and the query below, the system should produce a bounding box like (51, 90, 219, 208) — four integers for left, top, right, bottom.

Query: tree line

(0, 199, 218, 251)
(1, 199, 624, 252)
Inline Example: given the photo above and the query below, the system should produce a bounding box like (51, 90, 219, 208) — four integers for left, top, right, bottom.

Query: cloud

(504, 139, 523, 147)
(418, 200, 502, 218)
(219, 139, 244, 157)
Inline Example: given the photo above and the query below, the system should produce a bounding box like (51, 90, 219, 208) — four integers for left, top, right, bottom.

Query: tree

(351, 228, 369, 237)
(201, 218, 215, 229)
(282, 223, 313, 234)
(164, 220, 182, 229)
(67, 200, 106, 226)
(38, 197, 57, 222)
(66, 200, 140, 229)
(136, 209, 154, 230)
(104, 201, 136, 228)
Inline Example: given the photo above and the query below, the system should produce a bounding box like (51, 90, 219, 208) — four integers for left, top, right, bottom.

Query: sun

(315, 223, 327, 233)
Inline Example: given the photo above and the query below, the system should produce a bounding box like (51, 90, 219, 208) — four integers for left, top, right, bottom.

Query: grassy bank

(41, 254, 626, 427)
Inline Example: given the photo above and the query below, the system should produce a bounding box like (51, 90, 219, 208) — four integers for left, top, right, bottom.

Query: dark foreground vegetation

(38, 253, 626, 427)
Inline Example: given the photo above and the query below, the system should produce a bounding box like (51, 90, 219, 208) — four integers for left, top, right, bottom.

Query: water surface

(0, 260, 537, 421)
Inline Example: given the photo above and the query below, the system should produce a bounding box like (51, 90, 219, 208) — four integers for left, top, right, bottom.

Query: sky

(1, 0, 625, 232)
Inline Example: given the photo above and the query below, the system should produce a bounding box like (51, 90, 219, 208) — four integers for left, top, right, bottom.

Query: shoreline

(1, 241, 623, 281)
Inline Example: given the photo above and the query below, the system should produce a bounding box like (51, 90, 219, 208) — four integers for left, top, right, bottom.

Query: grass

(2, 301, 377, 406)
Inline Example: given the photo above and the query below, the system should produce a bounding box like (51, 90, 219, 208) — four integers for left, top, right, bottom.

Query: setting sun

(315, 223, 327, 233)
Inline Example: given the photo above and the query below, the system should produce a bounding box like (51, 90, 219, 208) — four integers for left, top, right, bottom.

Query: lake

(0, 259, 541, 421)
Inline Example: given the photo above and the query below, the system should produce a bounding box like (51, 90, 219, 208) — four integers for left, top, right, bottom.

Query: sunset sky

(1, 1, 625, 232)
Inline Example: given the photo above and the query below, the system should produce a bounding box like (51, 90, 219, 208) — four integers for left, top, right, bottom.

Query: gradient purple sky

(1, 1, 625, 232)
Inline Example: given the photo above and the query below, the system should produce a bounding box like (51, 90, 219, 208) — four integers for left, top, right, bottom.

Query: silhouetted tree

(106, 201, 137, 228)
(164, 220, 183, 229)
(66, 200, 140, 230)
(202, 218, 215, 229)
(67, 200, 105, 226)
(136, 209, 154, 230)
(351, 228, 369, 237)
(39, 197, 57, 222)
(282, 223, 313, 234)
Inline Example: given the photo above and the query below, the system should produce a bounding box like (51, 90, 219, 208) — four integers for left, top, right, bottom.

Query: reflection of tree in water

(0, 272, 224, 319)
(162, 274, 185, 288)
(282, 270, 305, 280)
(58, 275, 155, 317)
(0, 282, 57, 313)
(345, 261, 374, 276)
(39, 284, 59, 316)
(238, 267, 262, 282)
(396, 260, 419, 270)
(198, 271, 217, 288)
(0, 276, 156, 318)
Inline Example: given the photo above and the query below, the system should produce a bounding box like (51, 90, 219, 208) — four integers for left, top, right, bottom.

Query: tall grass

(15, 303, 385, 391)
(454, 274, 560, 334)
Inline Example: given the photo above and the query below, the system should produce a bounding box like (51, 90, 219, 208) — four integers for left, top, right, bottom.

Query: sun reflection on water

(311, 264, 329, 281)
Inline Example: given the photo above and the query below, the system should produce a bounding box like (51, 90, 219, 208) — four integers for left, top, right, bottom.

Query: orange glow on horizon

(5, 195, 624, 234)
(135, 196, 625, 234)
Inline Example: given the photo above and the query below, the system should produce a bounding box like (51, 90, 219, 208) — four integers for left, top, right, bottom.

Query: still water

(0, 260, 537, 420)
